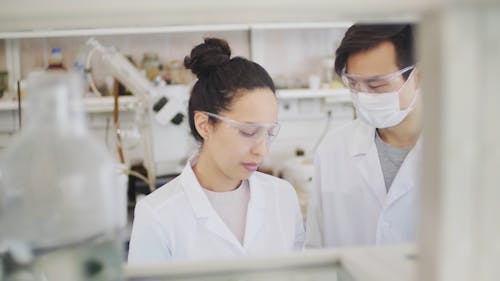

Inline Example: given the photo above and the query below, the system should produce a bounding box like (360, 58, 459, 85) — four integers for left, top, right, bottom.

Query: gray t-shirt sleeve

(374, 132, 412, 192)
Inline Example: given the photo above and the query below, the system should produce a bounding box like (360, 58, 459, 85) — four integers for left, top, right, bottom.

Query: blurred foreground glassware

(0, 71, 125, 281)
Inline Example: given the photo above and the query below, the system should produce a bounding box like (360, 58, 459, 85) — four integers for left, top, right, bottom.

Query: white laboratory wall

(251, 28, 347, 82)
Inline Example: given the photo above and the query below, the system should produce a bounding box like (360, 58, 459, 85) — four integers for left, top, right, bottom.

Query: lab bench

(125, 245, 416, 281)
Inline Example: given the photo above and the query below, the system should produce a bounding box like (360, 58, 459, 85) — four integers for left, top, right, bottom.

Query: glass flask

(0, 71, 124, 281)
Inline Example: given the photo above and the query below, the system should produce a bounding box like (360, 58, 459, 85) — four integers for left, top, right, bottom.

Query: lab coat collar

(349, 119, 377, 157)
(350, 121, 386, 206)
(247, 175, 267, 210)
(179, 154, 268, 250)
(180, 154, 267, 217)
(350, 119, 423, 158)
(243, 174, 267, 248)
(179, 156, 216, 219)
(349, 120, 424, 206)
(180, 156, 244, 249)
(349, 120, 387, 205)
(385, 135, 423, 206)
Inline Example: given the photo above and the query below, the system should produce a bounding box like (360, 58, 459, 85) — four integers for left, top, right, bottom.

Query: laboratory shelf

(0, 95, 138, 113)
(0, 88, 351, 112)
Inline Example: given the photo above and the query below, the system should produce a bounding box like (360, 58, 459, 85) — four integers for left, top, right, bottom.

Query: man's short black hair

(335, 24, 415, 79)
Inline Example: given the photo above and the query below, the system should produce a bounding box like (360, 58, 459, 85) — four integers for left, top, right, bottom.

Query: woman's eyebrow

(240, 121, 263, 126)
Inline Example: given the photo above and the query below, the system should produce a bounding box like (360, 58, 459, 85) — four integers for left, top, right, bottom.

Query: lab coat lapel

(350, 120, 386, 206)
(204, 213, 243, 250)
(180, 162, 244, 251)
(385, 136, 422, 207)
(243, 175, 266, 249)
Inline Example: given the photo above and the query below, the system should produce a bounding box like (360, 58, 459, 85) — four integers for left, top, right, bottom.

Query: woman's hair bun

(184, 38, 231, 79)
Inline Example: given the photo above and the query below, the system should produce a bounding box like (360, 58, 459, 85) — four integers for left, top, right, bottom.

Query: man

(306, 24, 421, 247)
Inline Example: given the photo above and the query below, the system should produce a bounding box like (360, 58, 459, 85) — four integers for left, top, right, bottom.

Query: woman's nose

(250, 135, 269, 156)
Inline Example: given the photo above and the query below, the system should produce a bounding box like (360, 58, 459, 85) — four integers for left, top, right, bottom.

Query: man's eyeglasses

(201, 111, 281, 145)
(341, 65, 415, 94)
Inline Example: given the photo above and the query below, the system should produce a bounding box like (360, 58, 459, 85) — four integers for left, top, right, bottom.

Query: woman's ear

(194, 111, 211, 141)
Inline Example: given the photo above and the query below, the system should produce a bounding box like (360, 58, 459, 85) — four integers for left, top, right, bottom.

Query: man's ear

(194, 111, 211, 141)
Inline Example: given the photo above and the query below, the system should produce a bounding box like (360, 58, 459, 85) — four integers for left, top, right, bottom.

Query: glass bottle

(142, 52, 160, 82)
(0, 71, 124, 281)
(46, 48, 67, 71)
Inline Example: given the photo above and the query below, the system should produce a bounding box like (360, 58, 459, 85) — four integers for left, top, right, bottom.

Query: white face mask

(351, 82, 419, 129)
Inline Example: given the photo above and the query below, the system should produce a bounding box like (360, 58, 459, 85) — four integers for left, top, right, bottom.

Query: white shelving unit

(0, 88, 351, 113)
(0, 95, 137, 113)
(0, 21, 351, 94)
(0, 21, 355, 178)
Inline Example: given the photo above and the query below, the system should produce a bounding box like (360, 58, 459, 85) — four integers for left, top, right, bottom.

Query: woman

(128, 38, 304, 263)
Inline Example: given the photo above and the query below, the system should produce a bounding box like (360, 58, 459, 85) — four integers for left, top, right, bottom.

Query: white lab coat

(305, 119, 421, 248)
(128, 160, 305, 264)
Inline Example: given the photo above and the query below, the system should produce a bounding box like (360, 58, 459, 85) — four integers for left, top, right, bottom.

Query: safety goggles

(341, 65, 415, 93)
(201, 111, 281, 145)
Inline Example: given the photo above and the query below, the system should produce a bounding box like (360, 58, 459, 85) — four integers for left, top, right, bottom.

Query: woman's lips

(242, 162, 259, 171)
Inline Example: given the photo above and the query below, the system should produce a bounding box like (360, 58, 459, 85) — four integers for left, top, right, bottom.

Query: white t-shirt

(202, 180, 250, 244)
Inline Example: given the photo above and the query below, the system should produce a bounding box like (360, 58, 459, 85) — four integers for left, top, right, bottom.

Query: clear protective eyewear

(201, 111, 281, 145)
(341, 65, 415, 93)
